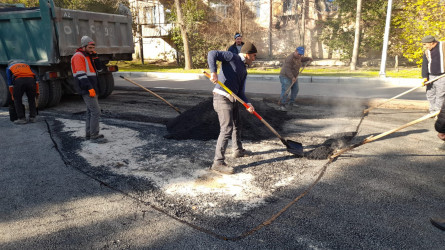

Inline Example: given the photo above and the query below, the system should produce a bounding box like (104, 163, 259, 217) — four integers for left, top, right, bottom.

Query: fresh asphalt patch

(46, 97, 366, 239)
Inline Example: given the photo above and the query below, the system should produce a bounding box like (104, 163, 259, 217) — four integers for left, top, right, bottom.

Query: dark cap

(234, 33, 242, 39)
(240, 42, 257, 54)
(421, 35, 436, 43)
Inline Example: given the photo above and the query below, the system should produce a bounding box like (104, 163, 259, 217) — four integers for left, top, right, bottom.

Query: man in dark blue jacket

(208, 42, 257, 174)
(228, 33, 244, 54)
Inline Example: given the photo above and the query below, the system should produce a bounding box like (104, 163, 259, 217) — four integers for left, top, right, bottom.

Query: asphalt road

(0, 75, 444, 249)
(114, 72, 428, 101)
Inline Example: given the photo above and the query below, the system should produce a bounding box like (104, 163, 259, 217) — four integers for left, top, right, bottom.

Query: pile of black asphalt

(164, 97, 359, 159)
(305, 132, 358, 160)
(164, 98, 292, 141)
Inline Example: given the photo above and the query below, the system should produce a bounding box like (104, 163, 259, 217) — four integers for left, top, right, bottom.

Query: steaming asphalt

(1, 74, 444, 249)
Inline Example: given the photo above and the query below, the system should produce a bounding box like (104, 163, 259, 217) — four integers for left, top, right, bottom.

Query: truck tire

(98, 72, 114, 99)
(37, 80, 49, 109)
(0, 69, 12, 107)
(46, 80, 62, 107)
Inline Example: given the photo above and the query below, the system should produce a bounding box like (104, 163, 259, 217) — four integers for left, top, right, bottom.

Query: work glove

(8, 86, 14, 101)
(36, 82, 40, 96)
(88, 89, 96, 98)
(247, 103, 255, 114)
(422, 78, 428, 86)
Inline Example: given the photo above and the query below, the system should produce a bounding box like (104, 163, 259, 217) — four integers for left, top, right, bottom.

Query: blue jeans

(213, 94, 243, 163)
(279, 76, 299, 105)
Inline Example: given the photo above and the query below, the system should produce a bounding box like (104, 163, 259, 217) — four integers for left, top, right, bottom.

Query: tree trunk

(239, 0, 243, 34)
(301, 0, 306, 46)
(350, 0, 362, 70)
(174, 0, 193, 69)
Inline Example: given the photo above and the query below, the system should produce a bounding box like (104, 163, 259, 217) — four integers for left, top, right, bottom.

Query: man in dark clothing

(228, 33, 244, 54)
(434, 101, 445, 147)
(208, 42, 257, 174)
(6, 60, 39, 124)
(421, 35, 445, 114)
(429, 101, 445, 231)
(279, 46, 312, 110)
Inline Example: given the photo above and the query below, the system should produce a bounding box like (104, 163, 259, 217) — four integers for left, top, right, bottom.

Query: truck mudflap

(0, 69, 10, 107)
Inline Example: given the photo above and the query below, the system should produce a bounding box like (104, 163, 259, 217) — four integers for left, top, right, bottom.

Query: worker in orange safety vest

(6, 60, 39, 124)
(71, 36, 106, 143)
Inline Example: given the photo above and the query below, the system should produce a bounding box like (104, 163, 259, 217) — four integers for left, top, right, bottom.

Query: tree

(350, 0, 362, 70)
(318, 0, 387, 61)
(393, 0, 445, 65)
(5, 0, 125, 13)
(174, 0, 193, 69)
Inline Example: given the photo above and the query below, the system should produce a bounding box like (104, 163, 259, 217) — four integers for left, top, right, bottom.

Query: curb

(115, 72, 422, 87)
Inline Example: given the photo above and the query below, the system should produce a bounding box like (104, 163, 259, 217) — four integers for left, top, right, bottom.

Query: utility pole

(269, 0, 272, 58)
(379, 0, 393, 78)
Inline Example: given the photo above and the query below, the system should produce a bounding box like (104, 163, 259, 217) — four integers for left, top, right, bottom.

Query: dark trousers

(81, 94, 101, 137)
(13, 77, 37, 119)
(213, 94, 243, 162)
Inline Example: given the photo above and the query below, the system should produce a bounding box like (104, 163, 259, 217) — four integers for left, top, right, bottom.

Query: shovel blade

(285, 139, 304, 157)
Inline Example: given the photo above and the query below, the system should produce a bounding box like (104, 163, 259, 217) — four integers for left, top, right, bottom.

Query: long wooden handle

(363, 111, 440, 144)
(120, 76, 181, 114)
(365, 74, 445, 114)
(203, 71, 286, 142)
(329, 111, 440, 159)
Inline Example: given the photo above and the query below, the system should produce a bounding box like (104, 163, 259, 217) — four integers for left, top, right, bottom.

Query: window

(210, 2, 230, 18)
(245, 0, 261, 18)
(144, 6, 156, 24)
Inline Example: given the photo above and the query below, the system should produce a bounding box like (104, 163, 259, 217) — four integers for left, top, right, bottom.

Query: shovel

(364, 74, 445, 114)
(120, 76, 181, 114)
(204, 71, 303, 157)
(329, 110, 440, 159)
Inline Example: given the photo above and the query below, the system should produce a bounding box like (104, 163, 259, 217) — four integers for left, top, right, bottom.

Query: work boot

(430, 217, 445, 231)
(28, 117, 37, 123)
(279, 105, 287, 111)
(211, 161, 234, 174)
(14, 118, 27, 125)
(232, 149, 252, 158)
(90, 134, 107, 144)
(288, 103, 299, 110)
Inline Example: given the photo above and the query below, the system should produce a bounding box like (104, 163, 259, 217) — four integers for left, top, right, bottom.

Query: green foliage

(5, 0, 123, 13)
(2, 0, 38, 7)
(318, 0, 388, 60)
(393, 0, 445, 66)
(168, 0, 227, 68)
